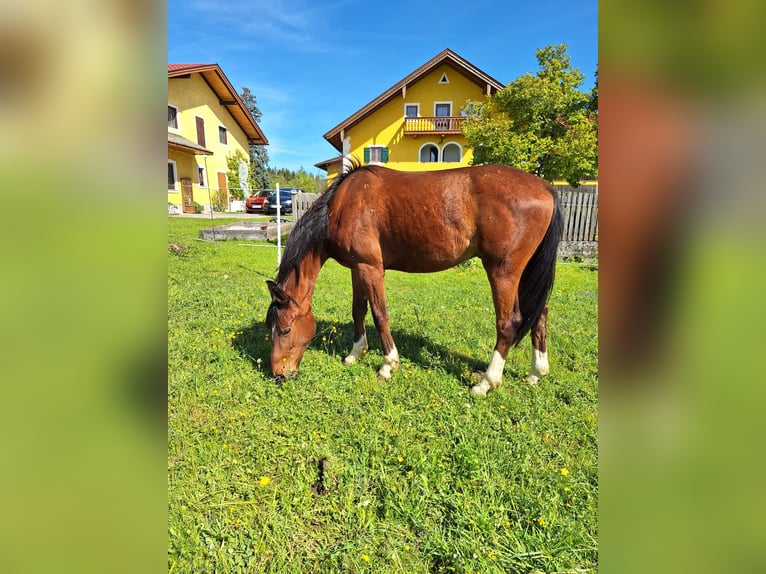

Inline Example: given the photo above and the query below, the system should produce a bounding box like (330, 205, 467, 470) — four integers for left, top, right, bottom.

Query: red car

(245, 189, 271, 213)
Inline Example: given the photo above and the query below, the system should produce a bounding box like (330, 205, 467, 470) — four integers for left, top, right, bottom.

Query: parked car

(245, 189, 271, 213)
(266, 188, 302, 215)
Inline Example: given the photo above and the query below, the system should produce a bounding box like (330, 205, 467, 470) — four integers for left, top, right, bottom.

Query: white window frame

(197, 164, 207, 188)
(441, 142, 463, 163)
(218, 125, 228, 146)
(168, 104, 180, 131)
(404, 103, 419, 117)
(418, 142, 440, 163)
(367, 145, 386, 165)
(434, 101, 453, 116)
(168, 159, 178, 191)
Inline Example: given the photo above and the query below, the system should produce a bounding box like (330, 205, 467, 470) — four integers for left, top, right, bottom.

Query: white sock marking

(531, 349, 549, 377)
(471, 350, 505, 396)
(343, 334, 368, 365)
(377, 347, 399, 379)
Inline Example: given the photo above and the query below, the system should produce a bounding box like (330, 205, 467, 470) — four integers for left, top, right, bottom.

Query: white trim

(418, 142, 440, 163)
(167, 159, 178, 191)
(218, 124, 229, 146)
(438, 72, 449, 84)
(197, 163, 207, 188)
(366, 144, 386, 165)
(441, 142, 463, 163)
(167, 104, 180, 132)
(404, 102, 419, 117)
(434, 101, 453, 116)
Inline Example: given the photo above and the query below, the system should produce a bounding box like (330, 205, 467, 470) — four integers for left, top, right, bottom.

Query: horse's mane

(275, 160, 371, 286)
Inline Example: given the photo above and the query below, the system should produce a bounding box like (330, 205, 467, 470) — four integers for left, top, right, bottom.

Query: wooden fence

(292, 192, 319, 220)
(553, 183, 598, 242)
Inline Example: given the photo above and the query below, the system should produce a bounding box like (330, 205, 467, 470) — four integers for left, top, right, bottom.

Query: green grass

(168, 217, 598, 573)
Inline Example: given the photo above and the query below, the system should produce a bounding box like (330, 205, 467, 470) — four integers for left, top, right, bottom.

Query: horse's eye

(281, 327, 291, 336)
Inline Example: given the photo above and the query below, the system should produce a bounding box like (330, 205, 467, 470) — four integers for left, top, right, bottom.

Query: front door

(217, 172, 228, 205)
(180, 177, 193, 209)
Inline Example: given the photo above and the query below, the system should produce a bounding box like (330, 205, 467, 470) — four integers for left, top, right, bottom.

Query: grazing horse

(266, 164, 562, 396)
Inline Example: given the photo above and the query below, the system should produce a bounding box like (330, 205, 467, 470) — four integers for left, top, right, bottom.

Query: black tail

(513, 186, 563, 346)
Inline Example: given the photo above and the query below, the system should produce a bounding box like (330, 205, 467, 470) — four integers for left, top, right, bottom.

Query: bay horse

(266, 164, 562, 396)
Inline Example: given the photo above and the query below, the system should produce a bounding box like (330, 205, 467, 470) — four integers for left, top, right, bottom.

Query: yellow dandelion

(362, 554, 370, 562)
(537, 517, 545, 526)
(560, 467, 569, 476)
(258, 476, 271, 486)
(404, 545, 411, 551)
(397, 456, 404, 463)
(563, 486, 571, 492)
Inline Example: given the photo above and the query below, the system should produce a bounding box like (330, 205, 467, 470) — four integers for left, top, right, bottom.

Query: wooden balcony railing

(403, 116, 465, 136)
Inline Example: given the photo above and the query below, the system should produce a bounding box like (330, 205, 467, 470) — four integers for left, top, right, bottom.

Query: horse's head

(266, 280, 316, 379)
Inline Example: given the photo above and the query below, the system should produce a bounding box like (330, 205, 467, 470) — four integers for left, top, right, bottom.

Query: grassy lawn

(168, 217, 598, 573)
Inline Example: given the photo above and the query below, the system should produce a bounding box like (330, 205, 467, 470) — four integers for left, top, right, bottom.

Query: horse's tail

(513, 186, 563, 346)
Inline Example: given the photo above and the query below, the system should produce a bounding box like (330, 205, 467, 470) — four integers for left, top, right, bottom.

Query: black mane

(274, 161, 370, 286)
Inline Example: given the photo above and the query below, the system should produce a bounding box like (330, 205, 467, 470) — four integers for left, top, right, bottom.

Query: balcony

(403, 116, 465, 136)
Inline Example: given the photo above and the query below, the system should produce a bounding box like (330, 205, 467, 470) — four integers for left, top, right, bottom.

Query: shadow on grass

(232, 318, 489, 390)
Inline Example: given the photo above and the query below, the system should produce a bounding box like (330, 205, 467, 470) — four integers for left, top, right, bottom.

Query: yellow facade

(320, 50, 504, 182)
(168, 67, 263, 210)
(345, 65, 482, 170)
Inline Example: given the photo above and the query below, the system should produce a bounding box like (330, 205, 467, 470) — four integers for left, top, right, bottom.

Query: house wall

(167, 73, 251, 208)
(345, 64, 489, 172)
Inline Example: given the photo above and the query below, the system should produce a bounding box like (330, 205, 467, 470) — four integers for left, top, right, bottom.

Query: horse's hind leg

(471, 266, 523, 397)
(343, 268, 369, 365)
(526, 303, 550, 385)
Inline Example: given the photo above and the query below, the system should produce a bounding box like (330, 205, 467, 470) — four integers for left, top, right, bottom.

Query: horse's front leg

(357, 264, 399, 379)
(526, 303, 550, 385)
(343, 268, 369, 365)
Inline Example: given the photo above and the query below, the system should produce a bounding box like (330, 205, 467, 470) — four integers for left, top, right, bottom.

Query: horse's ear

(266, 280, 290, 306)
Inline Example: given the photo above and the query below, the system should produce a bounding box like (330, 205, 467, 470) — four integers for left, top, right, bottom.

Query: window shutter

(382, 148, 389, 163)
(363, 147, 370, 163)
(196, 116, 206, 147)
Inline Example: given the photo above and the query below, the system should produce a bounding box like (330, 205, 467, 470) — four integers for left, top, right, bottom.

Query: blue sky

(168, 0, 597, 174)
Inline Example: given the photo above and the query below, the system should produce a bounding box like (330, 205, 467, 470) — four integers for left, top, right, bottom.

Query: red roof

(167, 64, 212, 72)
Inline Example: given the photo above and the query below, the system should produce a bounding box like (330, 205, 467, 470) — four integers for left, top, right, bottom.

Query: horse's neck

(283, 249, 324, 306)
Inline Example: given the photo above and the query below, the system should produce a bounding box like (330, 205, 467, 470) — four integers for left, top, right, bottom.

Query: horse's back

(325, 165, 555, 271)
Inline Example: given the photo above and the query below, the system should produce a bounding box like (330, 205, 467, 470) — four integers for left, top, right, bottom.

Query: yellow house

(168, 64, 268, 212)
(316, 49, 504, 180)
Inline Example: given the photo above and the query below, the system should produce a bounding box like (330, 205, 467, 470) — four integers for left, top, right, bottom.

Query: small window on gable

(168, 105, 179, 129)
(439, 73, 449, 84)
(364, 146, 389, 164)
(218, 126, 228, 145)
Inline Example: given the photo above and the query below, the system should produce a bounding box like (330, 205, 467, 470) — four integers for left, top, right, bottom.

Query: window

(168, 105, 179, 130)
(405, 104, 419, 117)
(364, 146, 389, 164)
(442, 142, 462, 163)
(168, 160, 177, 190)
(435, 102, 451, 130)
(195, 116, 206, 146)
(438, 72, 449, 84)
(419, 143, 439, 163)
(218, 126, 228, 145)
(197, 165, 207, 187)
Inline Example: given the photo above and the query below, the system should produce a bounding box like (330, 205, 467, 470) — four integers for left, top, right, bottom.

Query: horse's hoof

(525, 374, 540, 386)
(342, 356, 355, 366)
(470, 382, 490, 397)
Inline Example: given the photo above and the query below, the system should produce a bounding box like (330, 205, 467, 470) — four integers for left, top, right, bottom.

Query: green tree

(240, 87, 270, 189)
(462, 44, 597, 186)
